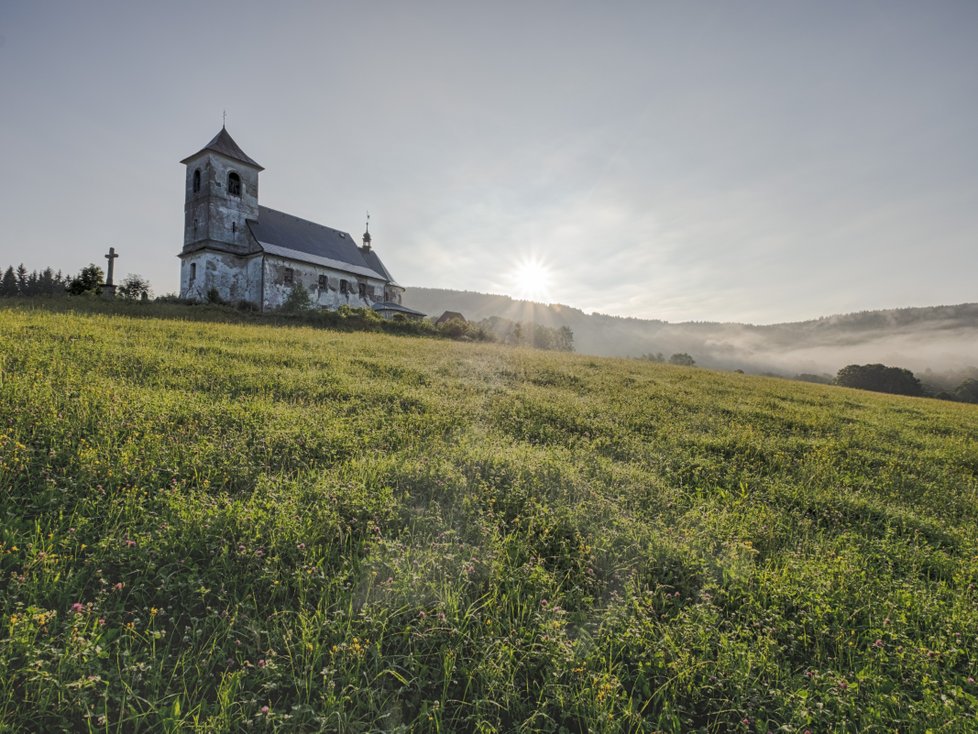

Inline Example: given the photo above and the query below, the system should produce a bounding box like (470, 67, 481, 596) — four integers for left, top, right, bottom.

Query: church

(178, 127, 421, 317)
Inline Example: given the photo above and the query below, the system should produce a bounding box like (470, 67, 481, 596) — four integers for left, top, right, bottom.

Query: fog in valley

(404, 288, 978, 386)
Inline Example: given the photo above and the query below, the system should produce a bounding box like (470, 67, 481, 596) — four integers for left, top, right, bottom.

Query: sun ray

(508, 256, 553, 302)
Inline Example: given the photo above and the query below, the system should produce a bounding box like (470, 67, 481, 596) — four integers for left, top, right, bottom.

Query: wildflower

(260, 705, 269, 714)
(837, 679, 848, 690)
(98, 617, 106, 626)
(113, 582, 124, 591)
(124, 539, 136, 548)
(296, 543, 305, 550)
(968, 677, 975, 685)
(258, 659, 267, 668)
(418, 610, 426, 619)
(741, 718, 750, 726)
(150, 608, 159, 617)
(71, 602, 85, 614)
(873, 639, 884, 648)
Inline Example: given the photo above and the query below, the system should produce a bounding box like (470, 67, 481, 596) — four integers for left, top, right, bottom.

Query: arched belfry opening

(193, 169, 201, 193)
(227, 172, 241, 196)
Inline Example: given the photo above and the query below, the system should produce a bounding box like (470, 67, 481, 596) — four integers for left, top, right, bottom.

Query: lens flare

(509, 257, 553, 302)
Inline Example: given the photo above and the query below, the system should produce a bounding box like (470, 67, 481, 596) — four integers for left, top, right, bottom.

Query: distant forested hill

(403, 287, 978, 376)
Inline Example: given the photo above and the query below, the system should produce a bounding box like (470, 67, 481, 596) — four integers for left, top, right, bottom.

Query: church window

(189, 263, 197, 282)
(358, 282, 367, 299)
(318, 275, 328, 290)
(232, 222, 236, 234)
(284, 268, 294, 285)
(340, 279, 348, 295)
(193, 169, 201, 193)
(227, 172, 241, 196)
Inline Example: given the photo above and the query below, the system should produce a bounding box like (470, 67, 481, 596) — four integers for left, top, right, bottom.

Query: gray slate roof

(181, 127, 264, 170)
(372, 302, 426, 317)
(248, 206, 396, 282)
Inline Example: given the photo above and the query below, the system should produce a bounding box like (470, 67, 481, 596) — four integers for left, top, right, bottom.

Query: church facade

(179, 127, 419, 315)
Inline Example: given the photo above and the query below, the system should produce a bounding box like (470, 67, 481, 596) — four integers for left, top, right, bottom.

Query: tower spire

(362, 211, 372, 251)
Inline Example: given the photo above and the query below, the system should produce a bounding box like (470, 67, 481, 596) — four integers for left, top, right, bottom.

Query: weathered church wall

(180, 251, 262, 304)
(184, 153, 259, 254)
(261, 257, 386, 311)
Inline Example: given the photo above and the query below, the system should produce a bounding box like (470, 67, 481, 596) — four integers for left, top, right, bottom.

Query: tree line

(0, 263, 151, 300)
(834, 363, 978, 404)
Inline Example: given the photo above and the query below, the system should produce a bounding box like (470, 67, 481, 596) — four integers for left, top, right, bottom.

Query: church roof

(372, 302, 426, 317)
(180, 127, 264, 170)
(248, 206, 395, 282)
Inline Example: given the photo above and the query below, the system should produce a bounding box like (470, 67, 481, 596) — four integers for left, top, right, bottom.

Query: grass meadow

(1, 302, 976, 732)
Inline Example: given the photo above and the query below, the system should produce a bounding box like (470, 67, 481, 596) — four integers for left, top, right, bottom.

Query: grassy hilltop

(1, 304, 977, 732)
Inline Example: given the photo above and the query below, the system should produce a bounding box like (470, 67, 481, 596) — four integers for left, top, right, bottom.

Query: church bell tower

(180, 126, 263, 256)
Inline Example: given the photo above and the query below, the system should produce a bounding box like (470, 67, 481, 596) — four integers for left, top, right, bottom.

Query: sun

(509, 256, 553, 302)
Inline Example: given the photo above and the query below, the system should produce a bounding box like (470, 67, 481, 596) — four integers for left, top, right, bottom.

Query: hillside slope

(1, 304, 977, 731)
(403, 287, 978, 376)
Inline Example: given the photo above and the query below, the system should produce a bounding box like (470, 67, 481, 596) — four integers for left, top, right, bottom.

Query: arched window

(227, 172, 241, 196)
(193, 169, 201, 193)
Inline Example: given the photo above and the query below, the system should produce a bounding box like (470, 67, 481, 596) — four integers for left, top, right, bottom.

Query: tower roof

(180, 127, 264, 170)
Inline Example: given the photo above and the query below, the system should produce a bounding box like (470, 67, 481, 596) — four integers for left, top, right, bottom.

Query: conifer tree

(0, 267, 16, 297)
(15, 264, 28, 295)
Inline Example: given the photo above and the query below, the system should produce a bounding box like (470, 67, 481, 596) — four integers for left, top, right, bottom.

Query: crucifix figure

(104, 247, 119, 287)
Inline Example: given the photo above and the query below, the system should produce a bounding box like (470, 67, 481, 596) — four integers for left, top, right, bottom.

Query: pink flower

(741, 718, 750, 726)
(257, 659, 267, 668)
(296, 543, 306, 550)
(968, 677, 975, 685)
(260, 705, 269, 714)
(124, 539, 136, 548)
(70, 602, 85, 614)
(113, 582, 124, 591)
(873, 639, 884, 648)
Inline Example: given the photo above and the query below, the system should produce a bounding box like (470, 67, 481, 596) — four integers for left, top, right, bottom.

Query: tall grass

(0, 303, 976, 732)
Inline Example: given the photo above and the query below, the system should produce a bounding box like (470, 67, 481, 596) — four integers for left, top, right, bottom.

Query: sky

(0, 1, 976, 324)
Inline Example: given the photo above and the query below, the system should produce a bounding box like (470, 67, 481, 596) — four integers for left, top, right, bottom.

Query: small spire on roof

(362, 211, 372, 251)
(223, 109, 227, 128)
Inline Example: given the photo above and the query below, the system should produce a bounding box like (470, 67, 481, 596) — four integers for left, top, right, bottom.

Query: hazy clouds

(0, 1, 975, 322)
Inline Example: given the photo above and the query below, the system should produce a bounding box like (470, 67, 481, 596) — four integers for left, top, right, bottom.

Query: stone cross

(104, 247, 118, 286)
